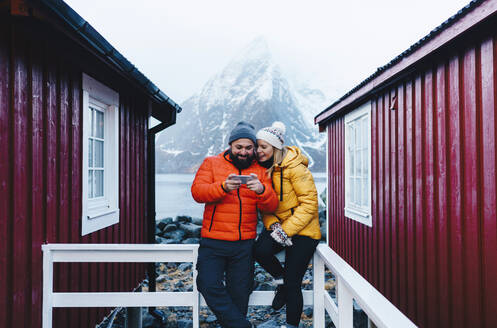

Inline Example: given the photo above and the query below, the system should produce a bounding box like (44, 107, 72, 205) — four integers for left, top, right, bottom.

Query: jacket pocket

(208, 205, 217, 232)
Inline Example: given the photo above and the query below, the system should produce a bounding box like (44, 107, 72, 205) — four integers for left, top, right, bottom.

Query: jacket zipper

(208, 205, 217, 232)
(238, 169, 242, 240)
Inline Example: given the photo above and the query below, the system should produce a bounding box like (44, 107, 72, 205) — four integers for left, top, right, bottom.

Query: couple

(191, 121, 321, 328)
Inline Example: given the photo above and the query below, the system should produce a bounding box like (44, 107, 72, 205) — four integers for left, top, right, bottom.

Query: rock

(164, 223, 178, 233)
(255, 272, 267, 282)
(175, 281, 184, 288)
(176, 215, 192, 223)
(178, 263, 193, 271)
(157, 217, 173, 230)
(182, 238, 200, 244)
(179, 222, 202, 237)
(177, 319, 193, 328)
(155, 236, 168, 244)
(155, 227, 162, 236)
(156, 275, 167, 283)
(191, 217, 203, 225)
(205, 315, 217, 323)
(255, 282, 273, 291)
(303, 307, 313, 317)
(162, 229, 186, 241)
(257, 319, 280, 328)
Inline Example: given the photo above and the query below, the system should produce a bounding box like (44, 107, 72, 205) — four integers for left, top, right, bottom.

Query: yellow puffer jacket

(263, 146, 321, 240)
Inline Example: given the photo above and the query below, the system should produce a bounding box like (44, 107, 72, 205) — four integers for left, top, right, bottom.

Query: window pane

(94, 170, 104, 197)
(349, 151, 355, 176)
(356, 147, 362, 175)
(89, 108, 94, 137)
(88, 139, 93, 167)
(88, 170, 93, 198)
(353, 177, 359, 205)
(95, 140, 104, 168)
(96, 110, 104, 139)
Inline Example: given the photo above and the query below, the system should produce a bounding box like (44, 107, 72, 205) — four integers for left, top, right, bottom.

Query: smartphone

(231, 175, 253, 184)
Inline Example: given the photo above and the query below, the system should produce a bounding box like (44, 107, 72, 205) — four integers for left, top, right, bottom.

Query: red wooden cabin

(315, 0, 497, 327)
(0, 0, 181, 327)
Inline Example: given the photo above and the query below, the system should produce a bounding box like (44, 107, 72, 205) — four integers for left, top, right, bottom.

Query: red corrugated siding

(0, 18, 152, 328)
(327, 35, 497, 327)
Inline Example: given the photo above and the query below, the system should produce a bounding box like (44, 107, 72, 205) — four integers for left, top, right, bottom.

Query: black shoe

(271, 284, 287, 310)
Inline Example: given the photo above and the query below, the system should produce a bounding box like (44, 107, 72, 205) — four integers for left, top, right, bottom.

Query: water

(155, 172, 327, 220)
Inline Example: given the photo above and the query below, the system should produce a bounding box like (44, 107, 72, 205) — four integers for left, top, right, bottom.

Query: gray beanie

(228, 121, 256, 145)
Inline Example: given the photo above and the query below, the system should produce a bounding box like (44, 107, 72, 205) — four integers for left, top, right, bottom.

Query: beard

(229, 150, 255, 170)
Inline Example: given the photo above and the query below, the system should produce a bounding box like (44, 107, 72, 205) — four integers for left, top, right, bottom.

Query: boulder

(191, 217, 203, 225)
(179, 222, 201, 237)
(162, 229, 186, 241)
(157, 217, 173, 230)
(178, 262, 193, 271)
(182, 238, 200, 244)
(163, 223, 178, 233)
(176, 215, 192, 223)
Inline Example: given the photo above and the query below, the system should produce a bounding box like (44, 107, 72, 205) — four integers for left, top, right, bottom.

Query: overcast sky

(65, 0, 471, 106)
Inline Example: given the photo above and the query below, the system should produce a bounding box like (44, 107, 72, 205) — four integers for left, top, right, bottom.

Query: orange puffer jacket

(191, 150, 278, 241)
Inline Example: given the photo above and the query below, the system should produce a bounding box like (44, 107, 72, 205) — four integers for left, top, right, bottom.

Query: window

(81, 74, 120, 235)
(344, 102, 372, 226)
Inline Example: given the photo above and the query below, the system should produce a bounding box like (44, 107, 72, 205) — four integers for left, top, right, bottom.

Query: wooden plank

(405, 79, 416, 321)
(480, 36, 497, 328)
(69, 68, 82, 326)
(461, 46, 483, 328)
(384, 92, 392, 300)
(396, 83, 408, 314)
(447, 54, 464, 328)
(12, 24, 29, 328)
(371, 98, 378, 287)
(414, 75, 426, 327)
(58, 66, 70, 325)
(389, 88, 399, 306)
(377, 95, 385, 294)
(0, 17, 12, 328)
(435, 61, 450, 327)
(424, 68, 437, 328)
(30, 30, 44, 328)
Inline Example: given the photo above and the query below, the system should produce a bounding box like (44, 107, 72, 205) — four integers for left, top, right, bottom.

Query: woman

(254, 122, 321, 328)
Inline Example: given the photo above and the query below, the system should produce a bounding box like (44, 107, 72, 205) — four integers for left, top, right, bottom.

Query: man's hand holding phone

(225, 174, 263, 194)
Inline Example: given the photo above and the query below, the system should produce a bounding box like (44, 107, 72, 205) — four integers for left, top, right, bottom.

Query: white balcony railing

(42, 243, 416, 328)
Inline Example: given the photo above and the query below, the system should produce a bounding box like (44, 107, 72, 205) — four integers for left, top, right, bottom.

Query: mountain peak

(228, 36, 272, 67)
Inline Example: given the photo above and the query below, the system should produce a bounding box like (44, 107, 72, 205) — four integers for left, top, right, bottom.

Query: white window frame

(344, 101, 372, 226)
(81, 73, 120, 235)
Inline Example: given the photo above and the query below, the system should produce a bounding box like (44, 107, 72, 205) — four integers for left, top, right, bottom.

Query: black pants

(253, 229, 319, 326)
(196, 237, 254, 328)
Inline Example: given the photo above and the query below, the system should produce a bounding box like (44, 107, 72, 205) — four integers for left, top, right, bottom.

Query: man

(191, 121, 278, 328)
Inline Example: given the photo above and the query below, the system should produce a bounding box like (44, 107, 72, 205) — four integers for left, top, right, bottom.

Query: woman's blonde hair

(266, 147, 287, 177)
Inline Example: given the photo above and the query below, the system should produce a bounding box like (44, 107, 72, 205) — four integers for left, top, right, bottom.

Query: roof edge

(315, 0, 495, 125)
(38, 0, 182, 117)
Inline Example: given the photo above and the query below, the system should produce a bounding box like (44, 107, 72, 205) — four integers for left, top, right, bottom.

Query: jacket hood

(280, 146, 308, 169)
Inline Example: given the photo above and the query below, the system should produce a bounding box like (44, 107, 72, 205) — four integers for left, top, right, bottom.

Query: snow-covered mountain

(156, 37, 327, 173)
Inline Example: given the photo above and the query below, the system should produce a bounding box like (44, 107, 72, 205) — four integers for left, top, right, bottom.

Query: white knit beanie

(256, 121, 286, 150)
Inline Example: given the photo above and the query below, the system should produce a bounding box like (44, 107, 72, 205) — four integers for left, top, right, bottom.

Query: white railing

(313, 244, 416, 328)
(42, 243, 416, 328)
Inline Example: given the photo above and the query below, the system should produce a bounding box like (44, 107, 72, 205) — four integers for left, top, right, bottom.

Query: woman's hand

(246, 173, 264, 194)
(270, 222, 293, 246)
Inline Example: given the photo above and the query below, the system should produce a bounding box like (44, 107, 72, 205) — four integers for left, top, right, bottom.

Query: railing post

(42, 247, 53, 328)
(313, 252, 325, 327)
(192, 246, 199, 328)
(337, 276, 353, 328)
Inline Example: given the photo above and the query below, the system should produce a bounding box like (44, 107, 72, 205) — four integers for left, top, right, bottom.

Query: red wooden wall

(327, 31, 497, 327)
(0, 17, 151, 328)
